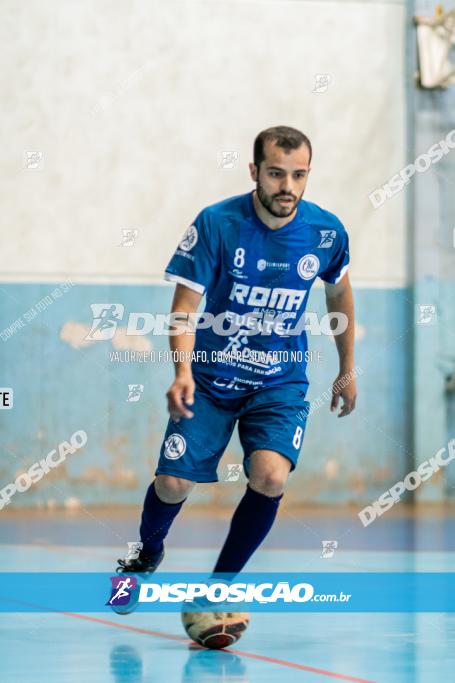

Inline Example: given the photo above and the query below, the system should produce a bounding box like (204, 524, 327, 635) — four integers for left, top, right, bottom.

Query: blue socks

(139, 481, 284, 574)
(139, 481, 186, 557)
(212, 484, 284, 578)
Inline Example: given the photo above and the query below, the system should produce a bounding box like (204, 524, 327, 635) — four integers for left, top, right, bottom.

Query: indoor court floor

(1, 508, 455, 683)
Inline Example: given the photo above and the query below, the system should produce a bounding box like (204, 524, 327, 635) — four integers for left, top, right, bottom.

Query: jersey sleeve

(318, 224, 350, 284)
(164, 209, 219, 295)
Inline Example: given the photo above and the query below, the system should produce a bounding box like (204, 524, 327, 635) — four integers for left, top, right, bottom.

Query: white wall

(1, 0, 406, 285)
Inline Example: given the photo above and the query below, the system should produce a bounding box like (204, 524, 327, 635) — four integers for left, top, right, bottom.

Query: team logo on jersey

(178, 225, 198, 252)
(228, 267, 248, 280)
(297, 254, 320, 280)
(318, 230, 336, 248)
(164, 434, 186, 460)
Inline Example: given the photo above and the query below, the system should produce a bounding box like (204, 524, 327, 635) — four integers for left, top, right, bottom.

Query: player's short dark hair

(253, 126, 312, 168)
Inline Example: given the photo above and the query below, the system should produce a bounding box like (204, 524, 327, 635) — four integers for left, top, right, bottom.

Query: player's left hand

(330, 373, 357, 417)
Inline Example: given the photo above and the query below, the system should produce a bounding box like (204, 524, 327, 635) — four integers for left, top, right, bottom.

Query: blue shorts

(155, 380, 310, 483)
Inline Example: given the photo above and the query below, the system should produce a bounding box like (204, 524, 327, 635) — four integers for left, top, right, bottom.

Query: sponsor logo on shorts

(164, 434, 187, 460)
(213, 377, 247, 391)
(178, 226, 198, 252)
(297, 254, 320, 280)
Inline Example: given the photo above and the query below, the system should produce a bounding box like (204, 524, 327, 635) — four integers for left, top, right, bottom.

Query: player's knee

(249, 471, 288, 497)
(155, 475, 195, 503)
(248, 451, 291, 496)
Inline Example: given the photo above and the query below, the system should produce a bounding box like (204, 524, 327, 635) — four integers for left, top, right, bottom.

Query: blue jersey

(164, 191, 349, 397)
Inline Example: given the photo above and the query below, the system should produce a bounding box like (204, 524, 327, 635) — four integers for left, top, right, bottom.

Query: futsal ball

(181, 611, 250, 649)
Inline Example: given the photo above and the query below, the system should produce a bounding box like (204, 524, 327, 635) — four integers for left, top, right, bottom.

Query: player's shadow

(183, 649, 248, 682)
(110, 645, 143, 683)
(110, 643, 249, 682)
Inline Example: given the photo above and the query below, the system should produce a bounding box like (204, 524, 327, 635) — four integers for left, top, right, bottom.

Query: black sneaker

(109, 542, 165, 615)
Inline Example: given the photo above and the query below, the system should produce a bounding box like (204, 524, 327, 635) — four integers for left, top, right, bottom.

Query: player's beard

(256, 181, 301, 218)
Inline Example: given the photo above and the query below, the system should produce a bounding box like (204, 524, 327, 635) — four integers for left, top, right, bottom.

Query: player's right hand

(166, 374, 195, 422)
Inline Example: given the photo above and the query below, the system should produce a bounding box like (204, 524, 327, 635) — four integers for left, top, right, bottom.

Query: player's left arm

(324, 272, 357, 417)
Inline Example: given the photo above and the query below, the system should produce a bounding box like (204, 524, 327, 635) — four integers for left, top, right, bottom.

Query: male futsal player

(114, 125, 356, 596)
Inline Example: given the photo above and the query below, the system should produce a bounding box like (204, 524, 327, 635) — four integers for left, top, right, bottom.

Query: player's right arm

(163, 208, 220, 421)
(166, 284, 202, 422)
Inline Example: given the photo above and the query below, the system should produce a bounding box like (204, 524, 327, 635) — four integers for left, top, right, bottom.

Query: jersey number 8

(233, 248, 245, 268)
